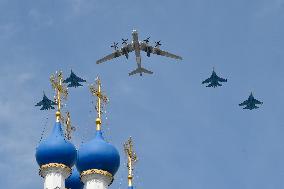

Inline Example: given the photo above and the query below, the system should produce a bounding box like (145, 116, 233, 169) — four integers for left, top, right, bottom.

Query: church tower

(35, 72, 77, 189)
(76, 77, 120, 189)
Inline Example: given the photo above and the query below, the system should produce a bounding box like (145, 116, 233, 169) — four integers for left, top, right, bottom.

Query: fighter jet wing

(35, 100, 43, 106)
(253, 99, 263, 104)
(96, 43, 134, 64)
(40, 106, 46, 110)
(41, 105, 55, 110)
(63, 76, 72, 83)
(202, 77, 212, 84)
(51, 100, 57, 105)
(140, 42, 182, 60)
(239, 100, 248, 106)
(217, 76, 227, 82)
(74, 75, 86, 82)
(67, 82, 83, 88)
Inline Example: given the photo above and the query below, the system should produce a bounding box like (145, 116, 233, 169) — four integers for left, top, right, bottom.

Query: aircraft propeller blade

(155, 40, 162, 48)
(111, 42, 119, 50)
(143, 37, 150, 44)
(122, 38, 128, 45)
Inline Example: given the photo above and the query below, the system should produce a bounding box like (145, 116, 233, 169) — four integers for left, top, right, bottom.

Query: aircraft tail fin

(129, 67, 153, 76)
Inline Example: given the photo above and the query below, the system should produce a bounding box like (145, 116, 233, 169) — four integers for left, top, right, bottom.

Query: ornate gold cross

(50, 71, 68, 122)
(89, 76, 109, 131)
(124, 137, 138, 187)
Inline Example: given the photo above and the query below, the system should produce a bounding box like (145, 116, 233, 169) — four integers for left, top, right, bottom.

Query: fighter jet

(63, 70, 86, 88)
(96, 30, 183, 76)
(202, 68, 227, 88)
(239, 93, 263, 110)
(35, 93, 57, 110)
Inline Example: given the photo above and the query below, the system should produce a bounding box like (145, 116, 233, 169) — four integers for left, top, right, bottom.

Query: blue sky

(0, 0, 284, 188)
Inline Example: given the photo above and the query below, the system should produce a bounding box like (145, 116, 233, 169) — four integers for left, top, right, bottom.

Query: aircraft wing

(239, 100, 248, 106)
(253, 98, 263, 104)
(217, 76, 227, 82)
(63, 76, 71, 83)
(121, 43, 134, 55)
(35, 100, 43, 106)
(202, 77, 211, 84)
(74, 76, 86, 82)
(152, 47, 182, 60)
(96, 43, 134, 64)
(40, 106, 46, 110)
(68, 82, 83, 88)
(96, 51, 122, 64)
(140, 42, 153, 53)
(206, 83, 214, 87)
(140, 42, 182, 60)
(49, 99, 57, 106)
(40, 105, 55, 110)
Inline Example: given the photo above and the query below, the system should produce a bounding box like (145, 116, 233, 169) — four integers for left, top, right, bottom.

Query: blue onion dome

(76, 130, 120, 176)
(66, 168, 84, 189)
(35, 122, 77, 168)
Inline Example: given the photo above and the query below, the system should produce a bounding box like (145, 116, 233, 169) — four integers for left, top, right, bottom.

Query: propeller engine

(155, 41, 162, 48)
(121, 39, 129, 59)
(111, 42, 119, 50)
(143, 37, 150, 44)
(144, 37, 152, 57)
(122, 38, 128, 45)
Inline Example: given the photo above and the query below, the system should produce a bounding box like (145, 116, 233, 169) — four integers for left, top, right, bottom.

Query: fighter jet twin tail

(35, 70, 86, 110)
(201, 68, 263, 110)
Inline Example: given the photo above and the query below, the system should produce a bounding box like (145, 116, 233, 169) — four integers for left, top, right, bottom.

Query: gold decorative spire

(64, 111, 76, 140)
(89, 76, 109, 131)
(50, 71, 68, 122)
(124, 137, 138, 187)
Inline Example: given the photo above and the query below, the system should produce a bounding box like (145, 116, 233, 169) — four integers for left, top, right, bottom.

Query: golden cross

(89, 76, 109, 131)
(50, 71, 68, 122)
(124, 137, 138, 187)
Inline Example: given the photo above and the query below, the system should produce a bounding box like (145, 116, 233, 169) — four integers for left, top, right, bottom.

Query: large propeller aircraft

(96, 30, 183, 76)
